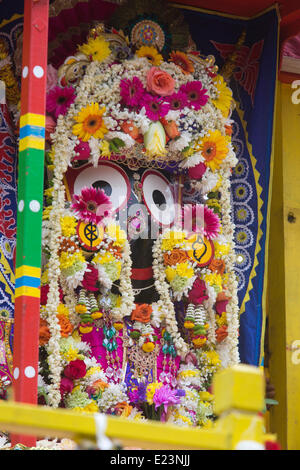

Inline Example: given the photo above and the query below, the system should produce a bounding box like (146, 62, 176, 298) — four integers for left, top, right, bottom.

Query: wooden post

(268, 81, 300, 450)
(213, 364, 265, 449)
(11, 0, 49, 447)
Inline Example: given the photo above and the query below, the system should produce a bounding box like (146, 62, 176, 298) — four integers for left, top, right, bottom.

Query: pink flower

(46, 64, 58, 93)
(183, 204, 220, 239)
(45, 115, 56, 142)
(142, 94, 170, 121)
(188, 162, 207, 180)
(120, 76, 145, 107)
(71, 187, 112, 225)
(46, 85, 76, 119)
(82, 263, 99, 291)
(203, 206, 221, 240)
(146, 67, 175, 97)
(153, 385, 181, 412)
(188, 278, 208, 305)
(180, 81, 208, 110)
(64, 360, 87, 380)
(165, 91, 187, 111)
(73, 140, 91, 161)
(60, 377, 74, 396)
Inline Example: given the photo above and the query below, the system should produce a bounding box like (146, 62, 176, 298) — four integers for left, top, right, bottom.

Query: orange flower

(216, 325, 228, 343)
(169, 51, 194, 75)
(209, 258, 226, 275)
(131, 304, 152, 323)
(92, 379, 109, 392)
(163, 249, 188, 266)
(57, 313, 73, 337)
(115, 401, 133, 417)
(121, 120, 140, 140)
(108, 242, 123, 259)
(39, 319, 50, 346)
(160, 118, 180, 140)
(225, 124, 233, 136)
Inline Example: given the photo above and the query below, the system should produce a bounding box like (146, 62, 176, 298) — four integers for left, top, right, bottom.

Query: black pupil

(92, 180, 112, 197)
(153, 190, 166, 208)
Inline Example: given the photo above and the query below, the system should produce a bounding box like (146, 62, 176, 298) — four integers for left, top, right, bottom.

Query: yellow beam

(267, 81, 288, 448)
(280, 82, 300, 450)
(0, 400, 227, 450)
(0, 365, 267, 450)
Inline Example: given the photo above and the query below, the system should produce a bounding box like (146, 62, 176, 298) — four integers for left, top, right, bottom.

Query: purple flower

(165, 91, 187, 111)
(120, 76, 145, 108)
(141, 94, 170, 121)
(179, 81, 209, 111)
(153, 385, 181, 412)
(128, 382, 147, 403)
(46, 85, 76, 119)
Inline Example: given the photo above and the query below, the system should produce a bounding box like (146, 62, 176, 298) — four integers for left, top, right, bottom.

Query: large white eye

(141, 170, 176, 227)
(73, 162, 130, 213)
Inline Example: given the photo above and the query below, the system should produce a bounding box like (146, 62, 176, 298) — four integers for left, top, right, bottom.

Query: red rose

(188, 162, 207, 180)
(188, 278, 208, 305)
(64, 359, 87, 380)
(60, 376, 74, 396)
(40, 284, 49, 305)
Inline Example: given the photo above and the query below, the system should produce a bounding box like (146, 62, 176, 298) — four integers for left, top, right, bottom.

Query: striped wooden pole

(11, 0, 49, 448)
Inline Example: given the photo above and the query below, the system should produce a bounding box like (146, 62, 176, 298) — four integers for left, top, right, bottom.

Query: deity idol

(39, 0, 240, 426)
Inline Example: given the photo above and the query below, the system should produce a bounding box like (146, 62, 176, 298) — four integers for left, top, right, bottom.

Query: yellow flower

(60, 215, 77, 237)
(204, 272, 223, 290)
(196, 130, 230, 172)
(199, 391, 214, 402)
(204, 350, 221, 367)
(44, 187, 53, 198)
(136, 46, 163, 66)
(161, 231, 186, 251)
(41, 269, 49, 285)
(146, 382, 163, 405)
(72, 102, 108, 142)
(100, 139, 111, 158)
(42, 206, 52, 221)
(62, 347, 80, 362)
(212, 75, 233, 118)
(60, 251, 85, 270)
(176, 262, 194, 279)
(178, 369, 199, 378)
(85, 366, 102, 377)
(214, 242, 230, 258)
(165, 266, 176, 282)
(82, 401, 99, 413)
(95, 252, 115, 264)
(78, 36, 111, 63)
(106, 223, 126, 247)
(216, 312, 227, 327)
(57, 303, 69, 317)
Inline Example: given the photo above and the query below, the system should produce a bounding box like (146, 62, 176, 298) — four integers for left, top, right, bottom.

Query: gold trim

(235, 100, 264, 318)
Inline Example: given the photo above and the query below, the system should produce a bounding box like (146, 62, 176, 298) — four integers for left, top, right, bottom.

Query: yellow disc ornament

(76, 221, 104, 252)
(186, 233, 214, 267)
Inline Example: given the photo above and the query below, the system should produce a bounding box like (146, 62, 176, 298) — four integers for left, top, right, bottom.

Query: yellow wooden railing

(0, 364, 276, 450)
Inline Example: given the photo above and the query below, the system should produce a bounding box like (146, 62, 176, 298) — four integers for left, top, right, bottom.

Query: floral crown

(47, 6, 236, 175)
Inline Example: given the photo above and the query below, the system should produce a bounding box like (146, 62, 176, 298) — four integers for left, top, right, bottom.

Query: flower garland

(40, 23, 240, 420)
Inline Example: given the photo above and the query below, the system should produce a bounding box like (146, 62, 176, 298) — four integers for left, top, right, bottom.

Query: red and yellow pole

(11, 0, 49, 447)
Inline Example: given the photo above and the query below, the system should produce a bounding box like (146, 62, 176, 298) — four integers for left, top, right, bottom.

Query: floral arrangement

(39, 14, 240, 429)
